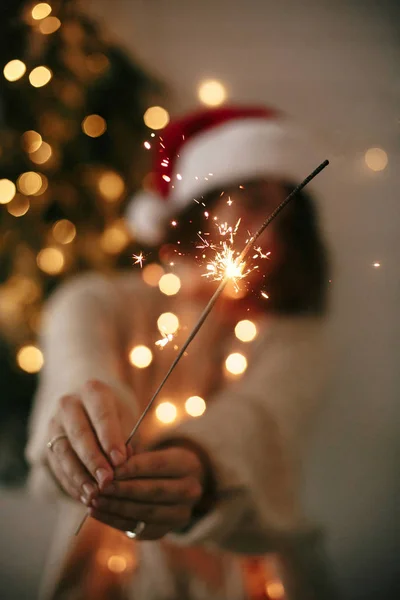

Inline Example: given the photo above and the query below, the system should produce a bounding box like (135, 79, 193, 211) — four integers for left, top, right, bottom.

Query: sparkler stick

(75, 159, 328, 535)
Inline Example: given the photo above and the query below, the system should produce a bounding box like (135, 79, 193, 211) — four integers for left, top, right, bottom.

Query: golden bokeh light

(7, 195, 30, 217)
(17, 171, 42, 195)
(17, 345, 44, 373)
(100, 222, 129, 254)
(142, 263, 164, 287)
(129, 345, 153, 368)
(157, 312, 179, 335)
(155, 401, 177, 424)
(37, 247, 65, 275)
(364, 147, 388, 172)
(158, 273, 181, 296)
(31, 3, 52, 20)
(32, 173, 48, 196)
(0, 179, 16, 204)
(225, 352, 247, 376)
(52, 219, 76, 244)
(107, 555, 127, 574)
(3, 59, 26, 82)
(22, 130, 42, 153)
(29, 141, 52, 164)
(97, 171, 125, 202)
(265, 580, 285, 599)
(86, 53, 110, 74)
(198, 79, 227, 106)
(234, 319, 257, 342)
(38, 16, 61, 34)
(143, 106, 170, 130)
(29, 66, 52, 88)
(82, 114, 107, 138)
(185, 396, 206, 417)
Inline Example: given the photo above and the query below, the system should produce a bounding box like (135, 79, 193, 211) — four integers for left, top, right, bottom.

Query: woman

(26, 106, 335, 599)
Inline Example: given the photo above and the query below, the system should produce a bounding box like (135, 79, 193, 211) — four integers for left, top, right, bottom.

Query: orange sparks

(133, 252, 145, 268)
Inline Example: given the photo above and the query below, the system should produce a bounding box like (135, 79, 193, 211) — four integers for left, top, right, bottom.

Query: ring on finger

(47, 434, 68, 452)
(125, 521, 146, 539)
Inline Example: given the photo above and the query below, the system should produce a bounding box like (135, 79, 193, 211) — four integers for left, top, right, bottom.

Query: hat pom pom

(125, 191, 170, 246)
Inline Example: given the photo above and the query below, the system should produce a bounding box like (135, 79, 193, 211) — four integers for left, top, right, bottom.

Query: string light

(97, 171, 125, 201)
(265, 580, 285, 599)
(364, 147, 388, 172)
(107, 555, 128, 574)
(225, 352, 247, 376)
(158, 273, 181, 296)
(157, 312, 179, 335)
(7, 195, 30, 216)
(29, 141, 52, 164)
(17, 171, 42, 195)
(16, 345, 44, 373)
(31, 3, 52, 20)
(52, 220, 76, 244)
(22, 130, 42, 153)
(234, 319, 257, 342)
(373, 262, 381, 268)
(82, 114, 107, 138)
(38, 16, 61, 34)
(198, 79, 227, 106)
(143, 106, 170, 130)
(142, 263, 164, 286)
(0, 179, 16, 204)
(29, 66, 52, 87)
(37, 247, 65, 275)
(185, 396, 206, 417)
(155, 401, 177, 424)
(129, 345, 153, 368)
(3, 59, 26, 82)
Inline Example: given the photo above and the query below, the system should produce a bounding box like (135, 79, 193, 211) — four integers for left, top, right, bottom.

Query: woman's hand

(45, 380, 134, 505)
(88, 444, 208, 540)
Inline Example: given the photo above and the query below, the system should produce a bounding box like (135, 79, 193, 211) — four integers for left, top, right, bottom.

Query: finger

(90, 496, 192, 527)
(82, 380, 127, 467)
(51, 437, 99, 502)
(59, 394, 114, 489)
(88, 509, 171, 540)
(114, 447, 202, 480)
(47, 450, 87, 505)
(100, 477, 202, 505)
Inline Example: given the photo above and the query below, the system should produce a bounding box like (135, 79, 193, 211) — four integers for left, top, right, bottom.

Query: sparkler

(75, 159, 329, 535)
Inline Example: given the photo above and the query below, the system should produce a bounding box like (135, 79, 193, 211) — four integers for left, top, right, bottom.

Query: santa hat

(126, 106, 322, 245)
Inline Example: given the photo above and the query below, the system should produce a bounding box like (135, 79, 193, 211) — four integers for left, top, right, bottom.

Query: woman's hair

(155, 180, 330, 316)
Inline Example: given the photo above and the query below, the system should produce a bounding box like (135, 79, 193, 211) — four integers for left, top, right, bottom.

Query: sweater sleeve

(25, 274, 138, 500)
(163, 317, 329, 554)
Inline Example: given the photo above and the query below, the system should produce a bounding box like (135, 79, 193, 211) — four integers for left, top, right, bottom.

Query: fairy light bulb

(38, 16, 61, 34)
(17, 171, 42, 195)
(265, 580, 285, 599)
(52, 220, 76, 244)
(364, 147, 388, 172)
(22, 130, 42, 153)
(37, 247, 65, 275)
(3, 60, 26, 82)
(0, 179, 16, 204)
(97, 171, 125, 201)
(157, 312, 179, 335)
(185, 396, 206, 417)
(155, 401, 177, 424)
(29, 141, 52, 164)
(143, 106, 170, 130)
(158, 273, 181, 296)
(29, 66, 52, 88)
(234, 320, 257, 342)
(17, 345, 44, 373)
(100, 222, 129, 254)
(129, 345, 153, 368)
(142, 263, 164, 286)
(107, 555, 127, 573)
(82, 114, 107, 138)
(198, 80, 227, 106)
(31, 3, 52, 20)
(225, 352, 247, 376)
(7, 195, 30, 216)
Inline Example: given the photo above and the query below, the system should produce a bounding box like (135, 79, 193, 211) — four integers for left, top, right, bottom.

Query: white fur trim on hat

(125, 190, 171, 246)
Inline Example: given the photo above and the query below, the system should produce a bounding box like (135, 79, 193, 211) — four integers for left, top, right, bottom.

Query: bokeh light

(97, 171, 125, 201)
(158, 273, 181, 296)
(0, 179, 16, 204)
(29, 141, 52, 164)
(143, 106, 170, 130)
(17, 345, 44, 373)
(29, 66, 52, 88)
(155, 401, 177, 424)
(107, 555, 127, 574)
(157, 312, 179, 335)
(52, 219, 76, 244)
(31, 3, 52, 20)
(185, 396, 206, 417)
(17, 171, 43, 195)
(3, 59, 26, 82)
(22, 130, 42, 153)
(38, 16, 61, 34)
(225, 352, 247, 375)
(234, 319, 257, 342)
(82, 114, 107, 138)
(7, 195, 30, 216)
(100, 222, 129, 254)
(37, 247, 65, 275)
(129, 345, 153, 368)
(265, 580, 285, 599)
(142, 263, 164, 286)
(198, 79, 227, 106)
(365, 147, 388, 172)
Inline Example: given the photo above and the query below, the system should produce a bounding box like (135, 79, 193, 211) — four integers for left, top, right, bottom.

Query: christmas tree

(0, 0, 163, 484)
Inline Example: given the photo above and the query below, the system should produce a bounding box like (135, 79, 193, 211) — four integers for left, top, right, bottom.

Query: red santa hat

(126, 106, 322, 245)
